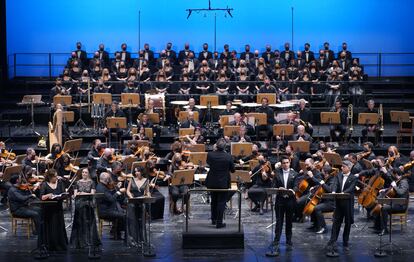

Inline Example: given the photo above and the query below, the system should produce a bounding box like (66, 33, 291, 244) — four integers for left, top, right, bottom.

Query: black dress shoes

(216, 223, 226, 229)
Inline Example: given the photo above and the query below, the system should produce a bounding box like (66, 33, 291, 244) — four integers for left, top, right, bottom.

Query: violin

(18, 183, 35, 191)
(1, 149, 16, 160)
(64, 163, 80, 173)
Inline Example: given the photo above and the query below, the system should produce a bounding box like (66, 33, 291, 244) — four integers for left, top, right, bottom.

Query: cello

(357, 169, 385, 208)
(303, 168, 339, 216)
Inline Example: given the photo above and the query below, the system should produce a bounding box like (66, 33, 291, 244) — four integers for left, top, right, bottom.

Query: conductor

(205, 138, 235, 228)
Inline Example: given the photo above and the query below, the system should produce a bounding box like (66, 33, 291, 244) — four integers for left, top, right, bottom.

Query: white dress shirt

(341, 173, 350, 192)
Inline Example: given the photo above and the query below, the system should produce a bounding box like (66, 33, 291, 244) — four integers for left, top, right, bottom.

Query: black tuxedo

(324, 50, 335, 63)
(206, 150, 235, 225)
(302, 50, 315, 64)
(119, 51, 131, 66)
(178, 49, 194, 63)
(280, 50, 295, 63)
(261, 51, 275, 65)
(198, 50, 213, 61)
(143, 49, 155, 65)
(165, 49, 177, 64)
(317, 58, 330, 71)
(272, 168, 297, 244)
(240, 51, 253, 61)
(327, 173, 357, 247)
(337, 50, 352, 60)
(97, 50, 110, 67)
(74, 49, 87, 68)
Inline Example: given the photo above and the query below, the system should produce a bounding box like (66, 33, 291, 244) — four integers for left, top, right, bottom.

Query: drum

(170, 101, 189, 106)
(145, 93, 165, 109)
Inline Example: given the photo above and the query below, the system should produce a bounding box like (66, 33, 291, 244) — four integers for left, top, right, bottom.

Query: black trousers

(169, 185, 189, 204)
(379, 204, 407, 230)
(311, 201, 334, 229)
(210, 191, 227, 224)
(330, 124, 346, 142)
(274, 198, 295, 244)
(362, 126, 382, 143)
(99, 209, 126, 234)
(295, 194, 308, 220)
(247, 185, 267, 206)
(13, 206, 42, 233)
(328, 200, 352, 247)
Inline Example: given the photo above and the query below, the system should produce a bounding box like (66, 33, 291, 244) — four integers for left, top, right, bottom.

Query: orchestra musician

(248, 155, 273, 215)
(87, 139, 102, 180)
(8, 174, 40, 235)
(329, 100, 347, 142)
(361, 99, 382, 144)
(96, 172, 126, 240)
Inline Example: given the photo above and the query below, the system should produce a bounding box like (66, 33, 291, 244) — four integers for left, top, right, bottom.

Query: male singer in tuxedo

(267, 157, 297, 257)
(74, 42, 87, 68)
(205, 138, 235, 228)
(326, 160, 357, 254)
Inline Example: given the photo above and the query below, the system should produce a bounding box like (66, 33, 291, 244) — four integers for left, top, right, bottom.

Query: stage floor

(0, 187, 413, 262)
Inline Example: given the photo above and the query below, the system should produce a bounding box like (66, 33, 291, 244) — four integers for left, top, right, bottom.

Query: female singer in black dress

(39, 169, 68, 251)
(70, 168, 101, 250)
(126, 166, 149, 246)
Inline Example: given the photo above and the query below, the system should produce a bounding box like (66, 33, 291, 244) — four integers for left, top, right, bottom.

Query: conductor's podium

(182, 221, 244, 249)
(182, 188, 244, 249)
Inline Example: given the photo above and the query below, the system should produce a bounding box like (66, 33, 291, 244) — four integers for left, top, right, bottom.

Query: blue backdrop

(6, 0, 414, 77)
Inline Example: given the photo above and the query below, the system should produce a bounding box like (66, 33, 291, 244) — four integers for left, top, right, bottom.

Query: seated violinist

(141, 165, 165, 220)
(248, 155, 273, 215)
(97, 148, 114, 175)
(96, 172, 126, 239)
(164, 153, 189, 214)
(8, 174, 40, 234)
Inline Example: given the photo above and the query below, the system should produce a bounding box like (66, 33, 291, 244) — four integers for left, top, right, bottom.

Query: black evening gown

(70, 180, 101, 249)
(38, 180, 68, 251)
(127, 178, 148, 243)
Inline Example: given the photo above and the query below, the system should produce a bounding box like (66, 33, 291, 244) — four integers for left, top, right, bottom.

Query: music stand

(179, 128, 195, 137)
(374, 198, 407, 257)
(93, 93, 112, 105)
(273, 124, 294, 140)
(106, 117, 127, 150)
(288, 141, 310, 152)
(231, 170, 251, 184)
(323, 152, 343, 167)
(136, 140, 150, 148)
(123, 156, 139, 173)
(358, 113, 379, 126)
(121, 93, 140, 126)
(265, 188, 295, 257)
(321, 112, 341, 142)
(321, 193, 351, 257)
(390, 111, 411, 143)
(200, 95, 219, 107)
(178, 111, 199, 123)
(188, 144, 205, 152)
(219, 115, 233, 128)
(231, 142, 253, 158)
(189, 152, 207, 168)
(20, 95, 43, 134)
(224, 125, 241, 137)
(247, 113, 267, 126)
(126, 196, 156, 257)
(63, 138, 83, 154)
(62, 111, 75, 124)
(257, 93, 277, 104)
(171, 169, 194, 186)
(131, 161, 147, 171)
(53, 95, 72, 107)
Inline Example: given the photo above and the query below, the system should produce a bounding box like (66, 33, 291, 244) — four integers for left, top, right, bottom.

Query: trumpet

(348, 104, 353, 132)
